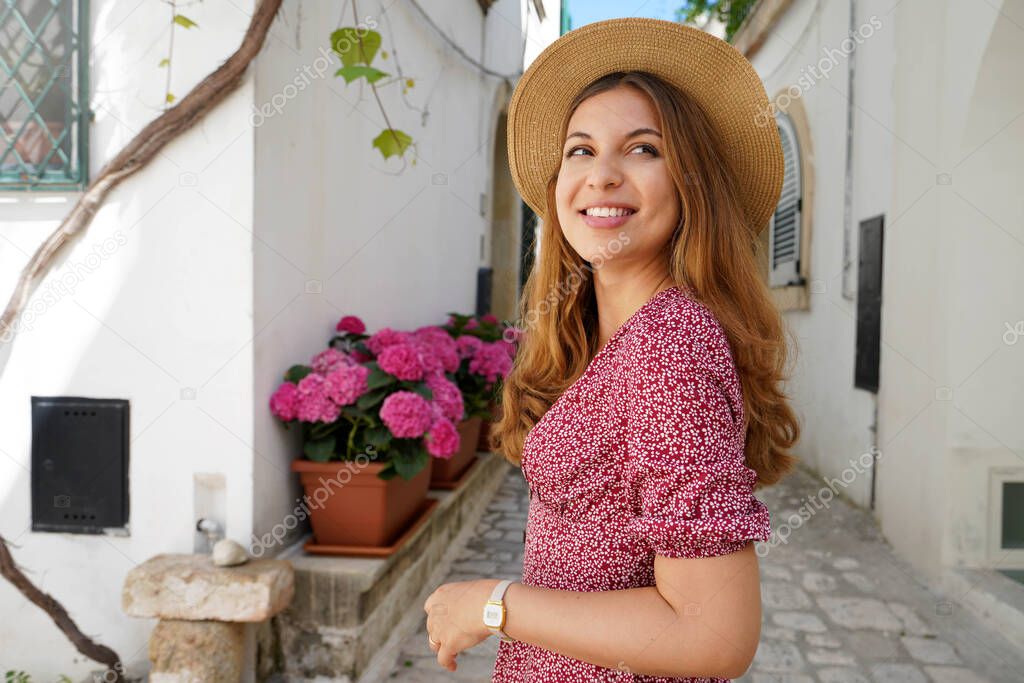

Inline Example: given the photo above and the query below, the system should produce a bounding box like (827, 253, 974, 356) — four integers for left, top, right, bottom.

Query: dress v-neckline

(587, 285, 682, 367)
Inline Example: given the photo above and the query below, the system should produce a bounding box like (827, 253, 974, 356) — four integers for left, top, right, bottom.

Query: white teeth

(584, 206, 634, 217)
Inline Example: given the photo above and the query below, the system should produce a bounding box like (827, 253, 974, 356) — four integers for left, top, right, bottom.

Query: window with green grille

(1, 0, 89, 190)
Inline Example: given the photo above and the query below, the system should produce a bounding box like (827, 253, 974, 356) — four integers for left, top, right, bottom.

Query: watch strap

(484, 579, 515, 642)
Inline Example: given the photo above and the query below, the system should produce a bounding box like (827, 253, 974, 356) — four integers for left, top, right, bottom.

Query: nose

(586, 154, 623, 190)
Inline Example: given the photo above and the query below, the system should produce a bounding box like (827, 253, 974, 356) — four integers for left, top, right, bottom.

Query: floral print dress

(490, 285, 772, 683)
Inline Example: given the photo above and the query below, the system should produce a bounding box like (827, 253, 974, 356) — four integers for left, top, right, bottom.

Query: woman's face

(555, 84, 681, 268)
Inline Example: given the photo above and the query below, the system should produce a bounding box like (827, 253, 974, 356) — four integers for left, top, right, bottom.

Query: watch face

(483, 603, 503, 627)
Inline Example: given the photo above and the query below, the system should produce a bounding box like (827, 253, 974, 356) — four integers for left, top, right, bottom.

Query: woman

(423, 17, 800, 682)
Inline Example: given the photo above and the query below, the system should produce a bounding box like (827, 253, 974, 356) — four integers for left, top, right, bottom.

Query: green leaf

(356, 387, 389, 411)
(372, 128, 412, 160)
(377, 461, 397, 480)
(393, 447, 428, 480)
(408, 383, 433, 400)
(284, 364, 313, 383)
(365, 426, 392, 449)
(367, 368, 396, 390)
(334, 65, 389, 85)
(309, 420, 339, 439)
(158, 57, 169, 67)
(304, 437, 335, 462)
(173, 14, 198, 29)
(330, 28, 382, 67)
(341, 404, 365, 419)
(166, 92, 175, 103)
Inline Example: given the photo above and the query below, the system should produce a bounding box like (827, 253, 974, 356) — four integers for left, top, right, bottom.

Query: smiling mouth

(579, 207, 637, 217)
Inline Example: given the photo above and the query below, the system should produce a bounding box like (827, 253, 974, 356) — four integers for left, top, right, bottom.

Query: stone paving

(385, 464, 1024, 682)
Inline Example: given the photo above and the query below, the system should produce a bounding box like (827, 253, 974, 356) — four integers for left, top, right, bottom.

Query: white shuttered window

(769, 112, 802, 287)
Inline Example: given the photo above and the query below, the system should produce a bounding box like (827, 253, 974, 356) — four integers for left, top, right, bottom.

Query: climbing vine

(675, 0, 758, 41)
(330, 1, 417, 163)
(159, 0, 204, 107)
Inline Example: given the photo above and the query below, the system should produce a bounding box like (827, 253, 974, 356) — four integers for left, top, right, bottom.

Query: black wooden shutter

(855, 215, 884, 392)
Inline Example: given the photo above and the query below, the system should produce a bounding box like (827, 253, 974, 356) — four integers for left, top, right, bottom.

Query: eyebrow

(565, 127, 663, 143)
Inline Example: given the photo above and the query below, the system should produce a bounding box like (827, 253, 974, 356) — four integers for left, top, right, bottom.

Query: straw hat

(506, 17, 784, 234)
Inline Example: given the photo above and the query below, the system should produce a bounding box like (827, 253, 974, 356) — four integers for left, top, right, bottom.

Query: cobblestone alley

(385, 463, 1024, 682)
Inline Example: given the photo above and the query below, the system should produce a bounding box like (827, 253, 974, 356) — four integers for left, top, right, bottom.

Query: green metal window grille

(1, 0, 89, 190)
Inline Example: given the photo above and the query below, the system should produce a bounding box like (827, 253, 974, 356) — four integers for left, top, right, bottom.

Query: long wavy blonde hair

(489, 71, 800, 488)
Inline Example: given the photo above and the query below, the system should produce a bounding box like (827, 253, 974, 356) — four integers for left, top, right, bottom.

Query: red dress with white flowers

(490, 285, 771, 683)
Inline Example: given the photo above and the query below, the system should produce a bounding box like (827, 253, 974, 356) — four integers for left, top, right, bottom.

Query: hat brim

(506, 17, 784, 234)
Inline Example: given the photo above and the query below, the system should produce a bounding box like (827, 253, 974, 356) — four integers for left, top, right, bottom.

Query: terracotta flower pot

(476, 400, 499, 452)
(291, 458, 432, 547)
(431, 416, 482, 487)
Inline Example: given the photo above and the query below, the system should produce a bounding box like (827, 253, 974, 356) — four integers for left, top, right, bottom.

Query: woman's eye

(564, 144, 657, 158)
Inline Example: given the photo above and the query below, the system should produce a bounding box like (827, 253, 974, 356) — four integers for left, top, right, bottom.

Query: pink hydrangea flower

(424, 417, 460, 458)
(498, 338, 517, 359)
(425, 371, 464, 422)
(324, 363, 370, 406)
(456, 335, 483, 359)
(377, 343, 425, 381)
(379, 391, 433, 439)
(414, 329, 460, 374)
(295, 373, 341, 423)
(270, 382, 300, 421)
(413, 325, 447, 342)
(481, 313, 499, 324)
(469, 341, 513, 383)
(335, 315, 366, 335)
(366, 327, 413, 355)
(311, 347, 353, 375)
(464, 319, 479, 330)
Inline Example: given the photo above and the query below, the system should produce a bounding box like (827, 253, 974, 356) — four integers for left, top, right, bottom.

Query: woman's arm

(500, 542, 762, 679)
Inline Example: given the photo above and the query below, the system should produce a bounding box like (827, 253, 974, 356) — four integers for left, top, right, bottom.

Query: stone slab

(123, 553, 294, 622)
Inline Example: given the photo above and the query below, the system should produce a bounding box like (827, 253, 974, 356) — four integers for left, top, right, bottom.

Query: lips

(579, 206, 637, 229)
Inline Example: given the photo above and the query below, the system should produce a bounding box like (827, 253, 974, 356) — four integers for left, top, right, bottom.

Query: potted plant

(269, 315, 466, 550)
(443, 312, 521, 456)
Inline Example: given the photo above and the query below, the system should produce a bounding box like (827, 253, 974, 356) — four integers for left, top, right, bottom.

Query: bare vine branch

(0, 0, 284, 348)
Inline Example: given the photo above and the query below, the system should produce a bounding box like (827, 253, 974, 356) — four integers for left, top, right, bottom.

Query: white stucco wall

(883, 0, 1024, 578)
(746, 0, 1024, 581)
(249, 0, 556, 552)
(0, 1, 255, 678)
(0, 0, 557, 675)
(746, 0, 890, 509)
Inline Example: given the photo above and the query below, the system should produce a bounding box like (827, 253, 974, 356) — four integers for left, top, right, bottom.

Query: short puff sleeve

(622, 315, 771, 559)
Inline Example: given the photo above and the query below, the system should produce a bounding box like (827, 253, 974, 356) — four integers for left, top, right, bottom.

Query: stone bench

(122, 553, 294, 683)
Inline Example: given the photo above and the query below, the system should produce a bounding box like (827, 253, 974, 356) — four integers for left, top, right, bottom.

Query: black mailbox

(31, 396, 129, 534)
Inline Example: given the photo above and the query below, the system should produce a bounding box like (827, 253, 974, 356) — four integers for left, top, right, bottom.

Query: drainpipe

(840, 0, 878, 510)
(841, 0, 858, 302)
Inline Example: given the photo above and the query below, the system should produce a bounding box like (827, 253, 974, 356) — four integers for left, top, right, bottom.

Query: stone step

(259, 451, 512, 681)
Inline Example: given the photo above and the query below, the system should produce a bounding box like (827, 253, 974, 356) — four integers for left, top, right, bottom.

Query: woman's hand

(423, 578, 500, 671)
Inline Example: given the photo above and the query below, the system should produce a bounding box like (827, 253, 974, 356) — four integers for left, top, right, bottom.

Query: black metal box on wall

(31, 396, 129, 534)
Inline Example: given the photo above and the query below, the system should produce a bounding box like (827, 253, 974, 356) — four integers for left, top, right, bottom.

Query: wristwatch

(482, 579, 515, 642)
